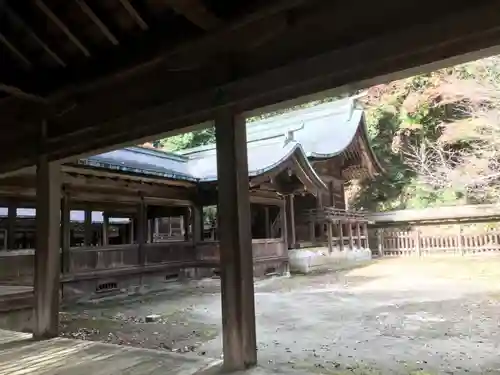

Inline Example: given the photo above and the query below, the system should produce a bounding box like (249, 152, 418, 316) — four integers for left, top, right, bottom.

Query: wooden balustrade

(378, 229, 500, 256)
(0, 238, 287, 284)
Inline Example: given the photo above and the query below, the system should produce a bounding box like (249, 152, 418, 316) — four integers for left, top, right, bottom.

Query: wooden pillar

(137, 201, 147, 264)
(264, 206, 270, 239)
(327, 221, 333, 254)
(84, 208, 92, 247)
(378, 228, 384, 257)
(309, 216, 315, 244)
(355, 222, 361, 249)
(7, 202, 16, 250)
(154, 218, 160, 239)
(281, 203, 288, 248)
(215, 111, 257, 371)
(183, 209, 190, 241)
(339, 221, 344, 251)
(457, 224, 464, 256)
(102, 212, 109, 246)
(34, 156, 61, 339)
(363, 222, 368, 249)
(285, 194, 296, 249)
(328, 181, 335, 207)
(61, 193, 71, 273)
(129, 218, 135, 244)
(192, 206, 203, 243)
(347, 222, 354, 250)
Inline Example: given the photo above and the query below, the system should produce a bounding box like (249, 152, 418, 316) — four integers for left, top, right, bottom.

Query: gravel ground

(60, 256, 500, 374)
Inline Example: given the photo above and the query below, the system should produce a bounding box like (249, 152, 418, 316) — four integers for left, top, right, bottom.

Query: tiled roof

(79, 97, 378, 182)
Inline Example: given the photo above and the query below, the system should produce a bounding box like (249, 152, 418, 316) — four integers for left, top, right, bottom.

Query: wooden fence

(377, 229, 500, 256)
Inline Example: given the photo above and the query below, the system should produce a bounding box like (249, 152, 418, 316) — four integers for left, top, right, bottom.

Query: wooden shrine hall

(1, 0, 500, 371)
(0, 96, 381, 294)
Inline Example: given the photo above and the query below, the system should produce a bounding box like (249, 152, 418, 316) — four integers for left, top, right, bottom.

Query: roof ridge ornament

(283, 122, 305, 146)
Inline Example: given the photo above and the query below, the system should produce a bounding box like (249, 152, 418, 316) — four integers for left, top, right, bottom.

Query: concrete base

(288, 247, 372, 274)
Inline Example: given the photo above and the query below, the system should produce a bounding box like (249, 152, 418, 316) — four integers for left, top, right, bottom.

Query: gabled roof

(78, 97, 382, 183)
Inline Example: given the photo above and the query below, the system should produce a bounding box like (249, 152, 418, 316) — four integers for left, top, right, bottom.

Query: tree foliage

(351, 55, 500, 211)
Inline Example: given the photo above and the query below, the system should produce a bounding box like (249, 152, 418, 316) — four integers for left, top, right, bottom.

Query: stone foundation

(288, 247, 372, 274)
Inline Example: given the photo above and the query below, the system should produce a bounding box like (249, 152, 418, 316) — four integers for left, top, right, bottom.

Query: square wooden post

(34, 157, 61, 339)
(363, 222, 369, 249)
(84, 208, 92, 247)
(7, 201, 16, 250)
(102, 212, 109, 246)
(347, 222, 354, 250)
(285, 194, 296, 249)
(355, 223, 361, 249)
(327, 221, 333, 254)
(192, 206, 203, 243)
(61, 193, 71, 273)
(339, 222, 344, 251)
(137, 201, 147, 264)
(183, 209, 190, 241)
(281, 203, 288, 248)
(129, 218, 135, 244)
(264, 206, 270, 239)
(215, 111, 257, 371)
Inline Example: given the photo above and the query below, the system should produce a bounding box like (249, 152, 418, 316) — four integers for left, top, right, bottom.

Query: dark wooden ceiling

(1, 0, 500, 176)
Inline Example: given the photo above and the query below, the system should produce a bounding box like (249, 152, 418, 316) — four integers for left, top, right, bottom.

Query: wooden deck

(0, 329, 219, 375)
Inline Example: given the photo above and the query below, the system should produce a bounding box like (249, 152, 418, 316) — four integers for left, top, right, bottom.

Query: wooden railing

(0, 238, 288, 284)
(195, 239, 286, 262)
(378, 229, 500, 256)
(69, 243, 197, 272)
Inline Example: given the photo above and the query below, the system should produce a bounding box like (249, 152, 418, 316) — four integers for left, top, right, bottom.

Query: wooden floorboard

(0, 329, 218, 375)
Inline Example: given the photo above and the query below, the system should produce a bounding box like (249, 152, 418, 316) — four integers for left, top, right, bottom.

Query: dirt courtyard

(60, 256, 500, 374)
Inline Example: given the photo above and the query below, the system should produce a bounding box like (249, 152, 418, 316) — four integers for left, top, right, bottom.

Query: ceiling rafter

(74, 0, 119, 46)
(0, 32, 31, 68)
(3, 5, 66, 67)
(35, 0, 90, 57)
(119, 0, 148, 30)
(166, 0, 221, 30)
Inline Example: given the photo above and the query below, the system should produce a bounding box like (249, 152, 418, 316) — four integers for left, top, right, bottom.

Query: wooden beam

(0, 32, 31, 68)
(62, 165, 196, 188)
(119, 0, 148, 30)
(0, 83, 46, 102)
(33, 155, 61, 339)
(36, 1, 500, 162)
(35, 0, 90, 57)
(75, 0, 119, 45)
(215, 111, 257, 371)
(166, 0, 221, 30)
(3, 5, 66, 67)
